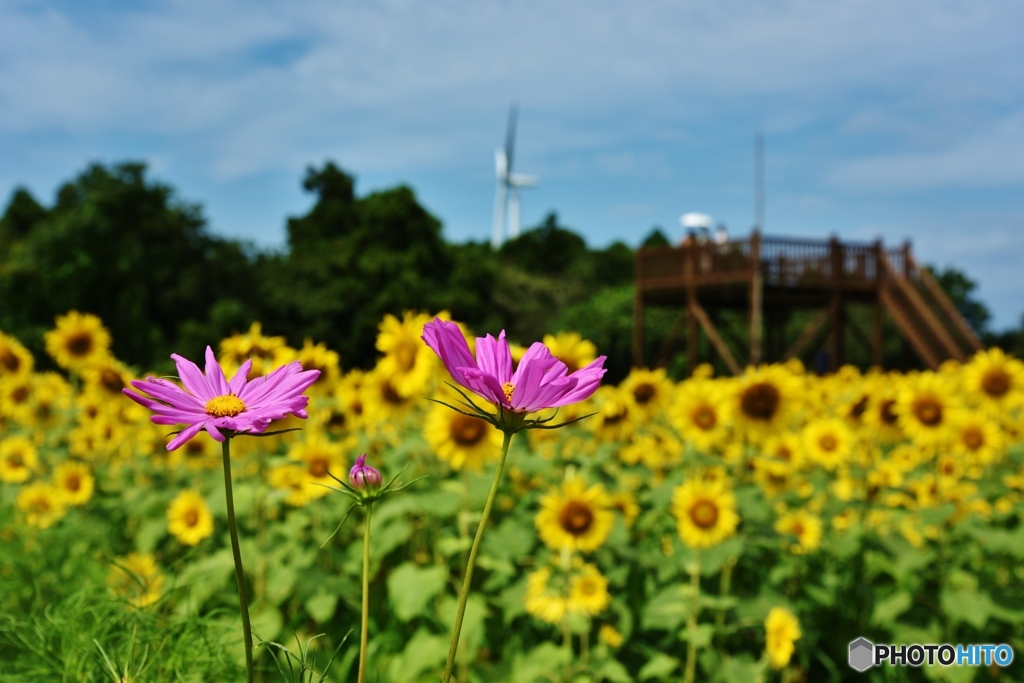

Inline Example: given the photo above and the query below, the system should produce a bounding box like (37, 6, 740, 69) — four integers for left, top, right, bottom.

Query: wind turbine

(491, 105, 539, 248)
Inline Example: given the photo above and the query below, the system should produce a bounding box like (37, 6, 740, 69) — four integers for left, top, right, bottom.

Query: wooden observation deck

(633, 231, 983, 374)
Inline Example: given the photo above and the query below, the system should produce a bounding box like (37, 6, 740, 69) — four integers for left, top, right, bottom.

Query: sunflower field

(1, 309, 1024, 682)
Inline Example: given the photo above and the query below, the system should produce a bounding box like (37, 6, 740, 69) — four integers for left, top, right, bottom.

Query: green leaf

(940, 587, 991, 629)
(385, 628, 448, 681)
(638, 653, 678, 681)
(641, 585, 692, 632)
(386, 562, 447, 622)
(872, 590, 913, 626)
(134, 517, 167, 554)
(680, 623, 715, 648)
(597, 659, 632, 683)
(481, 517, 536, 561)
(305, 591, 338, 624)
(511, 642, 571, 683)
(720, 655, 764, 683)
(439, 594, 489, 664)
(249, 602, 283, 644)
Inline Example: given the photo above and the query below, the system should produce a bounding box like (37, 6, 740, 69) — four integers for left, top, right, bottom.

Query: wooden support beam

(873, 240, 885, 368)
(828, 236, 845, 371)
(749, 230, 763, 365)
(782, 307, 832, 362)
(686, 244, 698, 375)
(654, 308, 688, 369)
(690, 300, 741, 376)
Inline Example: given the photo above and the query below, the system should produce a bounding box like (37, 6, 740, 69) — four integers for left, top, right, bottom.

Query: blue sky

(2, 1, 1023, 328)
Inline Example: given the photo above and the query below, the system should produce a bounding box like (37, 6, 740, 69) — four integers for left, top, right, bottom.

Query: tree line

(0, 161, 1014, 382)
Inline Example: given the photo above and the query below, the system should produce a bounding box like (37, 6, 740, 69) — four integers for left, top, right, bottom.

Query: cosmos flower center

(689, 500, 719, 529)
(981, 369, 1010, 397)
(962, 427, 984, 450)
(65, 332, 94, 357)
(912, 397, 943, 426)
(0, 350, 20, 372)
(693, 405, 717, 430)
(205, 394, 247, 417)
(559, 501, 594, 534)
(740, 382, 780, 421)
(502, 382, 515, 404)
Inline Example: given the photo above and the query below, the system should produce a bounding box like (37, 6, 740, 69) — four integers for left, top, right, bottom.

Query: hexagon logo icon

(849, 637, 874, 672)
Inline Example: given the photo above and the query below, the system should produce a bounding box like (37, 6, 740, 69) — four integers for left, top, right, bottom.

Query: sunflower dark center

(633, 383, 656, 404)
(740, 382, 780, 421)
(818, 434, 838, 452)
(395, 345, 417, 372)
(693, 405, 717, 430)
(791, 522, 805, 537)
(308, 457, 329, 478)
(559, 501, 594, 535)
(0, 349, 20, 372)
(11, 385, 29, 403)
(184, 440, 205, 457)
(101, 369, 125, 392)
(578, 578, 598, 596)
(913, 397, 943, 426)
(850, 396, 868, 420)
(381, 381, 404, 405)
(981, 369, 1010, 398)
(65, 474, 81, 491)
(451, 415, 487, 446)
(604, 405, 628, 426)
(185, 509, 199, 526)
(7, 454, 24, 468)
(65, 332, 93, 357)
(690, 500, 719, 529)
(962, 427, 984, 450)
(880, 399, 898, 425)
(559, 357, 579, 374)
(327, 411, 347, 429)
(775, 446, 792, 461)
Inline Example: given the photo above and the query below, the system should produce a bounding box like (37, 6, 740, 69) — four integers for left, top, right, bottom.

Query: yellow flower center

(818, 434, 838, 452)
(185, 509, 199, 526)
(205, 394, 246, 417)
(981, 369, 1010, 397)
(502, 382, 515, 404)
(689, 500, 720, 529)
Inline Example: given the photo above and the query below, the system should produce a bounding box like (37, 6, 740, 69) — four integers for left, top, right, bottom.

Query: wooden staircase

(878, 250, 983, 368)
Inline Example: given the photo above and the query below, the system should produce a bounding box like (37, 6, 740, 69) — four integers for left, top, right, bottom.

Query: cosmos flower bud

(350, 454, 382, 489)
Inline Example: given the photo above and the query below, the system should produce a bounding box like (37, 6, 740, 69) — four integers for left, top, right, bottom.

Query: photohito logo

(849, 638, 1014, 671)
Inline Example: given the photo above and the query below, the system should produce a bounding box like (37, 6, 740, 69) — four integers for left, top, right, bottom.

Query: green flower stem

(714, 556, 736, 639)
(683, 555, 701, 683)
(442, 430, 514, 683)
(222, 437, 255, 683)
(358, 503, 374, 683)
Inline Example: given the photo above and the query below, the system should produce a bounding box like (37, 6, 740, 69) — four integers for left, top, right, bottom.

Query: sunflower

(375, 311, 437, 398)
(178, 432, 221, 471)
(53, 461, 95, 506)
(16, 483, 67, 529)
(609, 491, 640, 526)
(802, 419, 853, 470)
(587, 386, 638, 443)
(287, 433, 346, 495)
(599, 625, 624, 648)
(774, 510, 822, 553)
(219, 322, 296, 380)
(669, 379, 731, 453)
(268, 464, 320, 507)
(862, 377, 904, 442)
(536, 478, 614, 554)
(296, 338, 341, 391)
(21, 372, 72, 433)
(542, 331, 597, 374)
(424, 402, 502, 472)
(360, 367, 416, 431)
(752, 457, 795, 499)
(167, 490, 215, 546)
(0, 435, 38, 483)
(524, 566, 568, 624)
(80, 356, 135, 396)
(949, 413, 1004, 467)
(567, 564, 611, 616)
(671, 479, 740, 549)
(962, 348, 1024, 412)
(108, 553, 165, 608)
(618, 427, 683, 473)
(761, 433, 806, 470)
(732, 365, 800, 440)
(44, 311, 112, 370)
(896, 372, 960, 445)
(0, 375, 33, 421)
(764, 607, 801, 668)
(0, 332, 33, 378)
(620, 367, 673, 418)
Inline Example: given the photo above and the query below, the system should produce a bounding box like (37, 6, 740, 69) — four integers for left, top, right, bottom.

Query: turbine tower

(491, 105, 538, 248)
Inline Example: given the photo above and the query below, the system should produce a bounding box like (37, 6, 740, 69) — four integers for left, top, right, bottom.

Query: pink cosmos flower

(124, 346, 320, 450)
(349, 454, 382, 489)
(422, 318, 607, 414)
